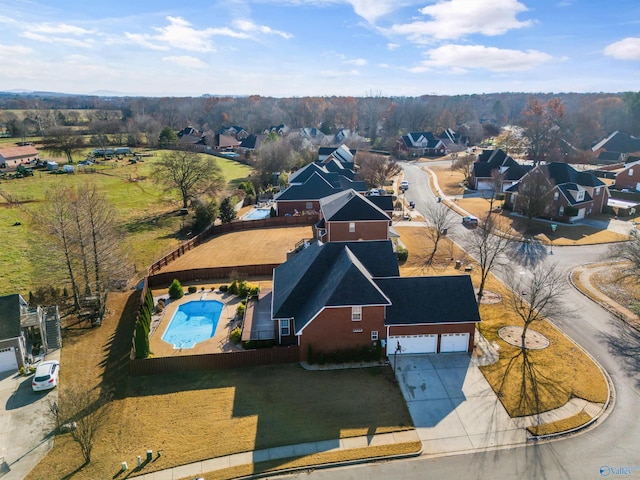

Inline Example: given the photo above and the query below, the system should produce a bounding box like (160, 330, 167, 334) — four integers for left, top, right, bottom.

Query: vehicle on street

(400, 180, 409, 191)
(462, 215, 479, 227)
(32, 360, 60, 392)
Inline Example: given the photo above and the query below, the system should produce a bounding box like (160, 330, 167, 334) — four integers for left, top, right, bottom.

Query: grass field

(0, 151, 252, 296)
(26, 291, 415, 480)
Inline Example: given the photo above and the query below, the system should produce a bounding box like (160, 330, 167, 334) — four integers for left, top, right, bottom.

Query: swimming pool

(243, 208, 271, 220)
(162, 300, 224, 349)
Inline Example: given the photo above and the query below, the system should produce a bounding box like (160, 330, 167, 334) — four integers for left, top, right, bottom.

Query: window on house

(353, 328, 363, 333)
(352, 306, 362, 321)
(629, 169, 634, 176)
(595, 187, 601, 195)
(306, 202, 313, 210)
(576, 191, 584, 201)
(371, 331, 379, 341)
(280, 319, 290, 336)
(559, 206, 565, 216)
(349, 222, 356, 233)
(553, 191, 559, 200)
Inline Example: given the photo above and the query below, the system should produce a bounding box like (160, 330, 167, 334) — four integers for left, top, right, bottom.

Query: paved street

(274, 161, 640, 479)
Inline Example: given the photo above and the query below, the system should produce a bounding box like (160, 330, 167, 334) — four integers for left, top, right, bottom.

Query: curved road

(275, 161, 640, 479)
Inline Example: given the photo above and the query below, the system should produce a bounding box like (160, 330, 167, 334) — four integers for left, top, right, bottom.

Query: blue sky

(0, 0, 638, 97)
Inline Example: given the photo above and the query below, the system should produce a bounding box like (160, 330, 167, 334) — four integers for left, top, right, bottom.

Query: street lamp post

(550, 223, 557, 255)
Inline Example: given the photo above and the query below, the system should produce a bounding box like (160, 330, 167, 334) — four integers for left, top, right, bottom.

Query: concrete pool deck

(149, 289, 243, 357)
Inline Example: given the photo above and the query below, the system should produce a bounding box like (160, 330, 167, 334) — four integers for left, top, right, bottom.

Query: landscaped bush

(396, 246, 409, 261)
(229, 327, 242, 344)
(168, 279, 184, 300)
(188, 285, 197, 294)
(564, 206, 579, 217)
(249, 286, 260, 298)
(495, 192, 506, 201)
(236, 303, 246, 319)
(219, 284, 228, 292)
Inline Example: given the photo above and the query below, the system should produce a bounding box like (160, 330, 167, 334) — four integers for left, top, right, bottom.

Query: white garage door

(387, 335, 437, 355)
(0, 347, 18, 373)
(576, 208, 586, 219)
(440, 333, 470, 353)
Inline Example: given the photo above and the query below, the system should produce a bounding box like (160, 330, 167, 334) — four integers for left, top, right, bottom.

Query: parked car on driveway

(462, 216, 479, 227)
(32, 360, 60, 392)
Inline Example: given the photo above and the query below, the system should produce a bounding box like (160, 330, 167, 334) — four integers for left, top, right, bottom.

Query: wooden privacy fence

(148, 214, 318, 275)
(147, 263, 279, 287)
(129, 346, 301, 376)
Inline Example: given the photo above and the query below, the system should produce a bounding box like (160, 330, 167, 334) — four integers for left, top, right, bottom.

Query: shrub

(270, 206, 276, 217)
(307, 344, 315, 365)
(237, 281, 250, 298)
(396, 246, 409, 261)
(564, 206, 579, 217)
(229, 327, 242, 344)
(168, 279, 184, 300)
(228, 280, 238, 295)
(249, 286, 260, 298)
(495, 192, 506, 201)
(236, 303, 246, 319)
(188, 285, 197, 294)
(219, 284, 228, 292)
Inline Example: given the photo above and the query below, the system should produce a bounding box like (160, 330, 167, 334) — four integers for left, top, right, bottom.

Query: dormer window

(576, 190, 585, 201)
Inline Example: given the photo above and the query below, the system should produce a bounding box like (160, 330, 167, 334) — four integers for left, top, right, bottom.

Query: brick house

(314, 189, 391, 243)
(614, 160, 640, 191)
(505, 162, 609, 221)
(395, 132, 446, 158)
(271, 240, 480, 360)
(471, 149, 531, 191)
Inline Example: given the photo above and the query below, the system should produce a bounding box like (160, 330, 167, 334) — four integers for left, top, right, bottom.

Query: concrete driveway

(0, 352, 59, 480)
(394, 354, 526, 456)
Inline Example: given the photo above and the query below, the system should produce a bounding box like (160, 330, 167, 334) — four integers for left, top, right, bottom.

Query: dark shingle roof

(288, 162, 326, 184)
(275, 172, 338, 201)
(272, 241, 397, 332)
(557, 184, 593, 205)
(593, 131, 640, 153)
(0, 294, 22, 340)
(320, 189, 390, 222)
(545, 162, 605, 188)
(597, 151, 623, 162)
(367, 195, 394, 212)
(375, 276, 480, 325)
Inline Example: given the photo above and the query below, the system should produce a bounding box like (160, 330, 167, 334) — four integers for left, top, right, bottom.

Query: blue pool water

(162, 300, 224, 349)
(243, 208, 271, 220)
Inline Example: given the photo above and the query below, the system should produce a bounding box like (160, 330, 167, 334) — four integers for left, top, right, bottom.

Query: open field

(27, 291, 415, 480)
(0, 151, 252, 297)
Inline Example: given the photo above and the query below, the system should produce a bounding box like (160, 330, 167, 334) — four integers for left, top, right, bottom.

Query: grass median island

(28, 291, 414, 480)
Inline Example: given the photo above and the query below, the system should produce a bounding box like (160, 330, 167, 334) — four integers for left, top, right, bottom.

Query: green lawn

(0, 151, 252, 296)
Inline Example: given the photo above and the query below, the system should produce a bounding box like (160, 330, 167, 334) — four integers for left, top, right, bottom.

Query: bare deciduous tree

(43, 127, 84, 163)
(50, 385, 112, 465)
(451, 154, 474, 181)
(153, 150, 223, 208)
(357, 151, 401, 188)
(423, 203, 456, 264)
(606, 235, 640, 282)
(465, 213, 514, 300)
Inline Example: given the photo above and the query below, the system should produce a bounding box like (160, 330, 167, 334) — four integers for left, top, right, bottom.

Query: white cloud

(30, 23, 95, 36)
(411, 44, 554, 73)
(152, 16, 218, 52)
(345, 58, 367, 66)
(162, 56, 207, 69)
(387, 43, 400, 50)
(21, 32, 93, 48)
(387, 0, 531, 43)
(232, 19, 293, 39)
(604, 37, 640, 60)
(0, 44, 33, 57)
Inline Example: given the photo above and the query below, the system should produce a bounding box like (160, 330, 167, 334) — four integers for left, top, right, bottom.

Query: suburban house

(0, 294, 62, 372)
(395, 132, 446, 158)
(314, 189, 392, 243)
(213, 134, 241, 152)
(317, 145, 357, 170)
(275, 168, 366, 216)
(471, 149, 531, 191)
(439, 128, 469, 152)
(614, 159, 640, 191)
(592, 131, 640, 156)
(266, 124, 289, 136)
(218, 126, 250, 140)
(239, 134, 266, 153)
(505, 162, 609, 221)
(0, 144, 39, 168)
(270, 240, 480, 360)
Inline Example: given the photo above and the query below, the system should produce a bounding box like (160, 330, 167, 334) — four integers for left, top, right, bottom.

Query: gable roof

(320, 189, 390, 222)
(272, 241, 398, 332)
(0, 145, 39, 160)
(375, 276, 481, 325)
(366, 195, 394, 212)
(557, 183, 593, 205)
(275, 172, 339, 201)
(545, 162, 605, 188)
(239, 134, 265, 150)
(592, 131, 640, 153)
(0, 294, 22, 339)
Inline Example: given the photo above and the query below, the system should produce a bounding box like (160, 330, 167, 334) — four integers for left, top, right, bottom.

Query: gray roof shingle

(0, 294, 22, 340)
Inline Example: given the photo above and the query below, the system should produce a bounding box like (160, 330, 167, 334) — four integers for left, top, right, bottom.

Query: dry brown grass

(528, 412, 592, 436)
(28, 292, 414, 480)
(157, 226, 313, 272)
(396, 224, 608, 420)
(203, 441, 422, 480)
(428, 165, 466, 196)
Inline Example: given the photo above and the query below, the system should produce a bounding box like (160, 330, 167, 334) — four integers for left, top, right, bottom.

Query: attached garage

(440, 333, 470, 353)
(0, 347, 18, 373)
(387, 334, 437, 355)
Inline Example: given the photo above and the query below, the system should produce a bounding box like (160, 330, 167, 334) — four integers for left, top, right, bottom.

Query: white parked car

(400, 180, 409, 190)
(32, 360, 60, 392)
